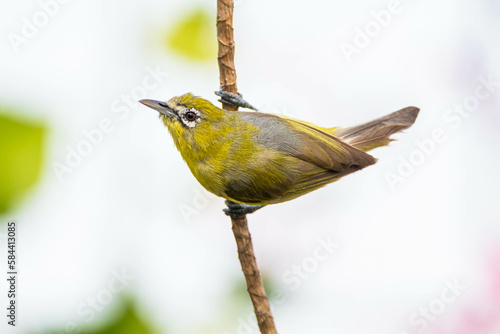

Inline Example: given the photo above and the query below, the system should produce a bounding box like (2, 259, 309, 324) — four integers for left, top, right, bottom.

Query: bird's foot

(215, 90, 257, 110)
(223, 200, 264, 218)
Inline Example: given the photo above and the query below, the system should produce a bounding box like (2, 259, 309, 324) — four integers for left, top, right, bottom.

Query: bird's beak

(139, 99, 178, 119)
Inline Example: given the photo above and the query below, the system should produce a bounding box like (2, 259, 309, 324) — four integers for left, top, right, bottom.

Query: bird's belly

(190, 152, 293, 205)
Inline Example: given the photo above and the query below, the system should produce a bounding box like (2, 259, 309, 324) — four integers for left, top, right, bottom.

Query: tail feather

(335, 106, 419, 152)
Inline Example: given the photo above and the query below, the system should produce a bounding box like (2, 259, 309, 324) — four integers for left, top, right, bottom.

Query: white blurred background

(1, 0, 499, 333)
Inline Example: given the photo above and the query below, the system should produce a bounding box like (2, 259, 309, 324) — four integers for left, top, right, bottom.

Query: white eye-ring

(180, 108, 200, 128)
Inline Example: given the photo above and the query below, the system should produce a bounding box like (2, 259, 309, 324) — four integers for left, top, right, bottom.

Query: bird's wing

(240, 112, 377, 172)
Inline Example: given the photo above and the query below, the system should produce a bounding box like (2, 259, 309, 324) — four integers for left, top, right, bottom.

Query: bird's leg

(223, 200, 265, 218)
(215, 90, 258, 110)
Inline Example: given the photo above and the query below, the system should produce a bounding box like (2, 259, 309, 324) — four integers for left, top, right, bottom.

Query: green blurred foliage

(45, 297, 159, 334)
(0, 111, 46, 214)
(166, 8, 216, 61)
(228, 276, 254, 310)
(84, 301, 157, 334)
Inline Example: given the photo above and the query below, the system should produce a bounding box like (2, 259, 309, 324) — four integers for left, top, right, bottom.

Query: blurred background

(1, 0, 499, 333)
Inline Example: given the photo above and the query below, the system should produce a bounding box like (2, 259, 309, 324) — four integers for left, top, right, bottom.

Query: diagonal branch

(230, 216, 277, 333)
(216, 1, 278, 333)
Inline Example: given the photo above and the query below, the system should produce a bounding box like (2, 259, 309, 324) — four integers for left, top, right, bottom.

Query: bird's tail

(333, 106, 420, 152)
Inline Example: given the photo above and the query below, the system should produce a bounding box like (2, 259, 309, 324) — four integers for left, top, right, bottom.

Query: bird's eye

(185, 111, 197, 121)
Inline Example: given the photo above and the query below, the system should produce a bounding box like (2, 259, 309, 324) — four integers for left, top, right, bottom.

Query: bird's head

(140, 93, 234, 157)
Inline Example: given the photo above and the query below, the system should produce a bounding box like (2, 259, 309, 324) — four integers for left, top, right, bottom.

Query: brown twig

(217, 0, 238, 111)
(230, 216, 277, 333)
(216, 1, 278, 333)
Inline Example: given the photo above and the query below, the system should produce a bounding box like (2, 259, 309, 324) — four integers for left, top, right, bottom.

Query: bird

(140, 91, 419, 217)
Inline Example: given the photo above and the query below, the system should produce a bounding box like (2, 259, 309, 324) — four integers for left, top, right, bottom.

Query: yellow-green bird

(140, 92, 419, 216)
